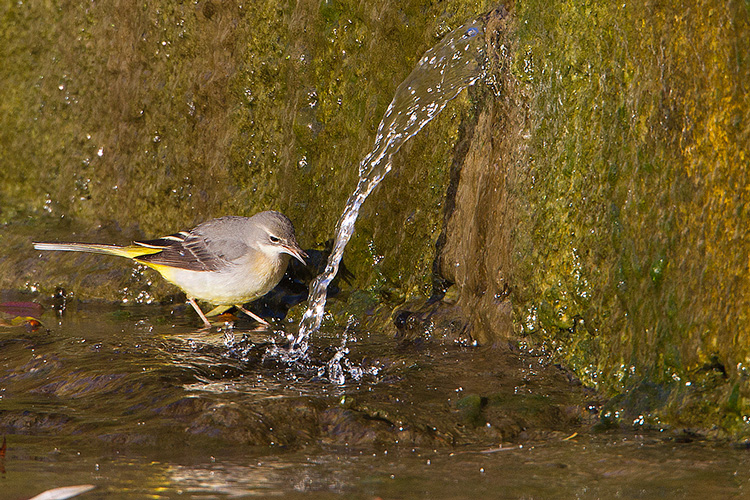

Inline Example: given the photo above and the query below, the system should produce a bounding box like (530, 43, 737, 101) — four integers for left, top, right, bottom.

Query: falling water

(293, 13, 491, 355)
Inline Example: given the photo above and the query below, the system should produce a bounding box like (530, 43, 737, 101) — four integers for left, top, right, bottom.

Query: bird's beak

(282, 243, 308, 265)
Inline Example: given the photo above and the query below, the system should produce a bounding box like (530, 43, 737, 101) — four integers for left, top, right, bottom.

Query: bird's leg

(187, 297, 213, 328)
(235, 304, 270, 327)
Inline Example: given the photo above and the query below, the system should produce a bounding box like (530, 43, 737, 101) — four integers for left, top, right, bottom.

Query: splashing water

(297, 18, 489, 351)
(296, 15, 489, 350)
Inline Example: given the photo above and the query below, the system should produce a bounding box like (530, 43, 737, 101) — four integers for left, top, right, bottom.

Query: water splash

(316, 317, 381, 384)
(294, 16, 490, 352)
(226, 316, 381, 385)
(260, 13, 492, 375)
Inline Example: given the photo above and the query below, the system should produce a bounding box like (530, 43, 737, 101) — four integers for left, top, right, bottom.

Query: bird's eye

(269, 235, 281, 243)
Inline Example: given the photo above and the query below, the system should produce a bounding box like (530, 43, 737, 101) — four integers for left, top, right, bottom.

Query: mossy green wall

(0, 0, 490, 303)
(442, 0, 749, 434)
(516, 0, 749, 433)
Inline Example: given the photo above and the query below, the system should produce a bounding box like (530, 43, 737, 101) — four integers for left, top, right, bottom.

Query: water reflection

(2, 304, 749, 498)
(9, 433, 750, 498)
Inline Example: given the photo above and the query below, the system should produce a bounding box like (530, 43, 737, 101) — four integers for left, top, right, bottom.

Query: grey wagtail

(32, 211, 307, 328)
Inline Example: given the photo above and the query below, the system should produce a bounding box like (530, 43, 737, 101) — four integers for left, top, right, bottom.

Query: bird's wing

(133, 229, 249, 272)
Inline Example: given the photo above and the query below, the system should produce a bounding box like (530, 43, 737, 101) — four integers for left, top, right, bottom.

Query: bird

(32, 211, 307, 328)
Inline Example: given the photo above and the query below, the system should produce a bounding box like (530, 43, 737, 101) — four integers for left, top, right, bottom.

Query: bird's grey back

(134, 212, 295, 272)
(135, 216, 255, 271)
(190, 216, 260, 263)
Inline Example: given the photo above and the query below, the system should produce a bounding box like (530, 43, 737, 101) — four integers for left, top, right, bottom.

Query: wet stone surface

(0, 300, 597, 450)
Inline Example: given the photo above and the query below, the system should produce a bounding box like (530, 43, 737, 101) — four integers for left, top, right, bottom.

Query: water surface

(2, 304, 748, 498)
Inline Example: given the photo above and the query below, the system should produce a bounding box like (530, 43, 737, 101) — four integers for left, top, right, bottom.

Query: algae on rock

(439, 0, 750, 435)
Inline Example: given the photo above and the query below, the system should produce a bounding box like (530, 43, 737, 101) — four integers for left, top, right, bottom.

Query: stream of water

(290, 13, 490, 361)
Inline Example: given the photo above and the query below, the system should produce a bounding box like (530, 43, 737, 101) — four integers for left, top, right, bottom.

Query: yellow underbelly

(141, 255, 288, 305)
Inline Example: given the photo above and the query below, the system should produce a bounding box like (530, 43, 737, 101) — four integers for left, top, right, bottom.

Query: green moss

(0, 0, 491, 308)
(511, 0, 750, 435)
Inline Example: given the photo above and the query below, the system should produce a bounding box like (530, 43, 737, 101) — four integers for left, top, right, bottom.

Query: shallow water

(6, 433, 750, 499)
(2, 303, 749, 498)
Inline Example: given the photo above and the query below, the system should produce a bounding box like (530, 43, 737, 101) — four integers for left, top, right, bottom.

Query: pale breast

(159, 252, 290, 305)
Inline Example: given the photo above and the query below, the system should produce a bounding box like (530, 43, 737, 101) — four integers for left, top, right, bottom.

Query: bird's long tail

(32, 242, 160, 260)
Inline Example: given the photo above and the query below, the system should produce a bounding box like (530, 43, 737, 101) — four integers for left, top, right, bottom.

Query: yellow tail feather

(32, 242, 162, 260)
(33, 241, 182, 284)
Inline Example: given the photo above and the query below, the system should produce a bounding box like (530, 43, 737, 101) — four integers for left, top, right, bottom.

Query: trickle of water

(294, 15, 490, 351)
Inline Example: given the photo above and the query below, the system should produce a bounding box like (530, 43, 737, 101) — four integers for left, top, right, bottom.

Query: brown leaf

(2, 316, 43, 331)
